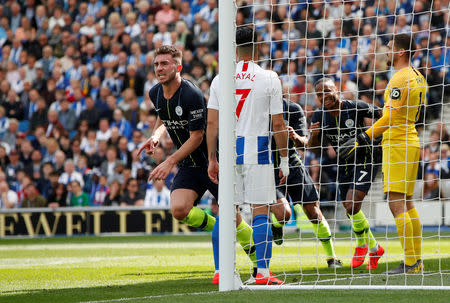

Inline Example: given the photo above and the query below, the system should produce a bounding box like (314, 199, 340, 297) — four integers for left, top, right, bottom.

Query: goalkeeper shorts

(382, 144, 420, 196)
(236, 164, 276, 204)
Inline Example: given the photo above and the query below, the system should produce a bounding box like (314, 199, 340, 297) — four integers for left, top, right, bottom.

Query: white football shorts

(235, 164, 276, 204)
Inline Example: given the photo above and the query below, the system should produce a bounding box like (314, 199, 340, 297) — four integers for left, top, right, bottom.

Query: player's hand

(338, 132, 370, 162)
(287, 126, 296, 140)
(208, 159, 219, 184)
(137, 136, 159, 157)
(148, 158, 174, 181)
(279, 157, 289, 184)
(310, 122, 321, 135)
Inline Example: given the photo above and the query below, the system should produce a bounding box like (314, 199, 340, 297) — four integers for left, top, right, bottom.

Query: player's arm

(339, 80, 405, 160)
(288, 104, 308, 148)
(288, 126, 308, 148)
(272, 113, 289, 183)
(364, 106, 400, 140)
(364, 78, 406, 141)
(307, 111, 323, 154)
(137, 97, 166, 156)
(206, 76, 220, 184)
(270, 74, 290, 182)
(149, 128, 204, 181)
(206, 108, 219, 184)
(272, 113, 289, 158)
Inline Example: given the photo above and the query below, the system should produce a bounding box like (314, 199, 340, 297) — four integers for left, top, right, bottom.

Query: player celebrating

(137, 45, 256, 285)
(270, 98, 342, 268)
(340, 34, 427, 274)
(310, 78, 384, 270)
(207, 26, 289, 285)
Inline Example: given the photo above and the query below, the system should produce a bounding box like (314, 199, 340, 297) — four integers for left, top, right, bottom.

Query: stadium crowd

(0, 0, 449, 208)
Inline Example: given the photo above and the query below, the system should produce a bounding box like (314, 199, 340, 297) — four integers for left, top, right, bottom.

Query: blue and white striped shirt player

(208, 60, 283, 165)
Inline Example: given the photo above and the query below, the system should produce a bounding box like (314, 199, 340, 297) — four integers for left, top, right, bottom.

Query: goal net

(217, 0, 450, 290)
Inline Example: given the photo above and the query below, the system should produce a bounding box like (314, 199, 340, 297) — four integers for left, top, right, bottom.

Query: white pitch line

(1, 239, 446, 251)
(79, 290, 219, 303)
(0, 256, 145, 268)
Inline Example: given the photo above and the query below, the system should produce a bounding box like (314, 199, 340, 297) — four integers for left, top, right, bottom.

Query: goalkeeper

(340, 34, 427, 274)
(310, 78, 384, 270)
(270, 98, 342, 268)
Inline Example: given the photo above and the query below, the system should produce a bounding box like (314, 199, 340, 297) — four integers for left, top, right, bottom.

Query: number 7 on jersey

(236, 89, 251, 118)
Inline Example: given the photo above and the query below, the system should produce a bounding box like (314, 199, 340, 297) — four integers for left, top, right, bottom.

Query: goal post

(218, 0, 237, 291)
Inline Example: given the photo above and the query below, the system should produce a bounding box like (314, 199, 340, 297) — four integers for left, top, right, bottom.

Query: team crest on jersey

(175, 106, 183, 116)
(390, 88, 401, 100)
(345, 119, 354, 128)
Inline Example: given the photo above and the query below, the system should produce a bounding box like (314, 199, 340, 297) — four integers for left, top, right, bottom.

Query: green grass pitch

(0, 232, 449, 303)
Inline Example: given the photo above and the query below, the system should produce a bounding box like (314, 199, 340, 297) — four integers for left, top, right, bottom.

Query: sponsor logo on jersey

(161, 119, 188, 130)
(326, 129, 357, 142)
(190, 108, 204, 120)
(390, 88, 401, 99)
(175, 106, 183, 116)
(345, 119, 354, 128)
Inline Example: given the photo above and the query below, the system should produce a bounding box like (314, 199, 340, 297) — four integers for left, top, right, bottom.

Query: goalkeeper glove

(280, 157, 290, 178)
(338, 132, 370, 162)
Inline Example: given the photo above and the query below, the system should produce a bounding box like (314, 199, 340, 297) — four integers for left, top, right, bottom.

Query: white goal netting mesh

(229, 0, 450, 288)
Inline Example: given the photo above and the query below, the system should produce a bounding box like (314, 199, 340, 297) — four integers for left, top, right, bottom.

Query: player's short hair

(236, 26, 257, 49)
(392, 33, 417, 60)
(154, 45, 182, 65)
(314, 77, 335, 90)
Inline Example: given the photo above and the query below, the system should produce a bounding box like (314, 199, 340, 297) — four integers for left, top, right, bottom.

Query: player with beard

(138, 45, 256, 284)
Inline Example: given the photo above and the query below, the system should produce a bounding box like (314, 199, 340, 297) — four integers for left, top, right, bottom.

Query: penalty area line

(79, 291, 219, 303)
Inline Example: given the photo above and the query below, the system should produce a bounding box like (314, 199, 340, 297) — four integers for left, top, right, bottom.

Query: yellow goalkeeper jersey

(382, 66, 428, 147)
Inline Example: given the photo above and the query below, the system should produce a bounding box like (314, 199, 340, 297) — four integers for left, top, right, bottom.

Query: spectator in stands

(5, 149, 23, 181)
(69, 180, 90, 207)
(2, 90, 25, 121)
(58, 98, 77, 133)
(144, 178, 170, 208)
(101, 146, 121, 181)
(58, 159, 84, 187)
(123, 64, 144, 97)
(2, 118, 19, 149)
(103, 180, 122, 207)
(79, 97, 101, 129)
(21, 183, 47, 208)
(155, 0, 175, 26)
(120, 178, 144, 206)
(24, 149, 42, 178)
(117, 136, 132, 167)
(29, 97, 48, 132)
(0, 181, 18, 208)
(42, 137, 59, 164)
(45, 109, 66, 138)
(111, 108, 132, 140)
(91, 175, 109, 206)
